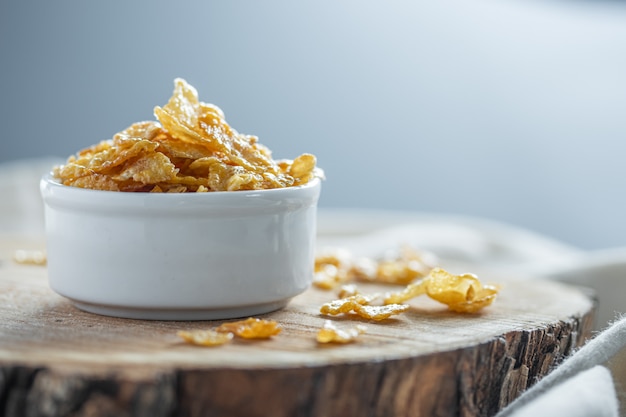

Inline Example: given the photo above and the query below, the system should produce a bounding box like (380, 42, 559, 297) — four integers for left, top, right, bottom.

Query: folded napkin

(499, 366, 617, 417)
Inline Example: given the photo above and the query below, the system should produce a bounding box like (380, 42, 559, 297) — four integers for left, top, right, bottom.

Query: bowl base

(70, 299, 291, 321)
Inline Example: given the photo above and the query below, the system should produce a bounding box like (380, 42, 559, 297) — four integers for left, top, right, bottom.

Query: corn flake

(384, 267, 499, 313)
(352, 303, 410, 321)
(320, 293, 407, 321)
(337, 284, 359, 299)
(317, 320, 367, 344)
(320, 294, 377, 316)
(216, 317, 281, 339)
(370, 245, 437, 285)
(177, 329, 234, 347)
(383, 279, 429, 305)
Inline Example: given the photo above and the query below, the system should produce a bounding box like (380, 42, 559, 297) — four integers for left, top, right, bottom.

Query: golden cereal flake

(384, 267, 499, 313)
(425, 268, 499, 312)
(320, 293, 405, 321)
(337, 284, 359, 299)
(383, 279, 429, 305)
(352, 303, 410, 321)
(215, 318, 281, 339)
(111, 152, 179, 184)
(316, 320, 367, 344)
(289, 153, 317, 186)
(177, 329, 234, 347)
(313, 248, 354, 289)
(313, 264, 347, 290)
(319, 294, 377, 316)
(447, 291, 499, 313)
(370, 245, 437, 285)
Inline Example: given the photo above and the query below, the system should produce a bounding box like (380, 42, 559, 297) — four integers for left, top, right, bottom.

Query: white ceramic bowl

(40, 174, 321, 320)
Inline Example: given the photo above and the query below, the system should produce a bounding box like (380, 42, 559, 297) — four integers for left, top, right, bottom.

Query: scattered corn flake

(352, 303, 410, 321)
(319, 294, 377, 316)
(313, 264, 345, 290)
(320, 293, 404, 321)
(315, 248, 352, 268)
(375, 260, 424, 285)
(177, 329, 234, 347)
(316, 320, 367, 344)
(384, 267, 499, 313)
(348, 257, 378, 282)
(314, 245, 437, 289)
(313, 248, 354, 289)
(337, 284, 359, 299)
(426, 269, 482, 306)
(216, 317, 281, 339)
(370, 245, 437, 285)
(13, 250, 47, 266)
(383, 279, 428, 305)
(447, 291, 498, 313)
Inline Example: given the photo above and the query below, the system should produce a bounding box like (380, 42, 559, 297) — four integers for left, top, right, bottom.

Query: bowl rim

(40, 171, 322, 198)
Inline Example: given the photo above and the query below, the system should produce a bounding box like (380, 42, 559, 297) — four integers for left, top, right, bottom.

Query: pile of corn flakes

(53, 78, 320, 192)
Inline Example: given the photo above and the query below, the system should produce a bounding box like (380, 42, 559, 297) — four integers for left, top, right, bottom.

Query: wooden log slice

(0, 237, 595, 417)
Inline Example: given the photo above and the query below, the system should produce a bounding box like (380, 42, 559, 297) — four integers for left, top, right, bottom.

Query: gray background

(1, 0, 625, 250)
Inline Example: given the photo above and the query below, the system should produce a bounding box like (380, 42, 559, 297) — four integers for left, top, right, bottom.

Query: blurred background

(1, 0, 626, 250)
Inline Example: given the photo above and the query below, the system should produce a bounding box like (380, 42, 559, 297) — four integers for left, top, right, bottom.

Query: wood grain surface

(0, 237, 595, 417)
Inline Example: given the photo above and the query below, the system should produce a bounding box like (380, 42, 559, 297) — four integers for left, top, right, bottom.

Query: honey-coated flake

(384, 267, 499, 313)
(53, 78, 320, 192)
(216, 318, 282, 339)
(289, 153, 317, 186)
(316, 320, 367, 344)
(111, 152, 179, 184)
(352, 303, 410, 321)
(320, 294, 377, 316)
(313, 264, 347, 290)
(313, 249, 354, 289)
(337, 284, 359, 299)
(383, 279, 429, 305)
(177, 329, 234, 347)
(320, 293, 407, 321)
(65, 173, 121, 191)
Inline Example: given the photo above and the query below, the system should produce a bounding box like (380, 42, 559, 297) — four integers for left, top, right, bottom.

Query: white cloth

(502, 366, 618, 417)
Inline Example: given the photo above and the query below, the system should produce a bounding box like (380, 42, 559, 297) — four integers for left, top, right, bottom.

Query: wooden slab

(0, 237, 595, 417)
